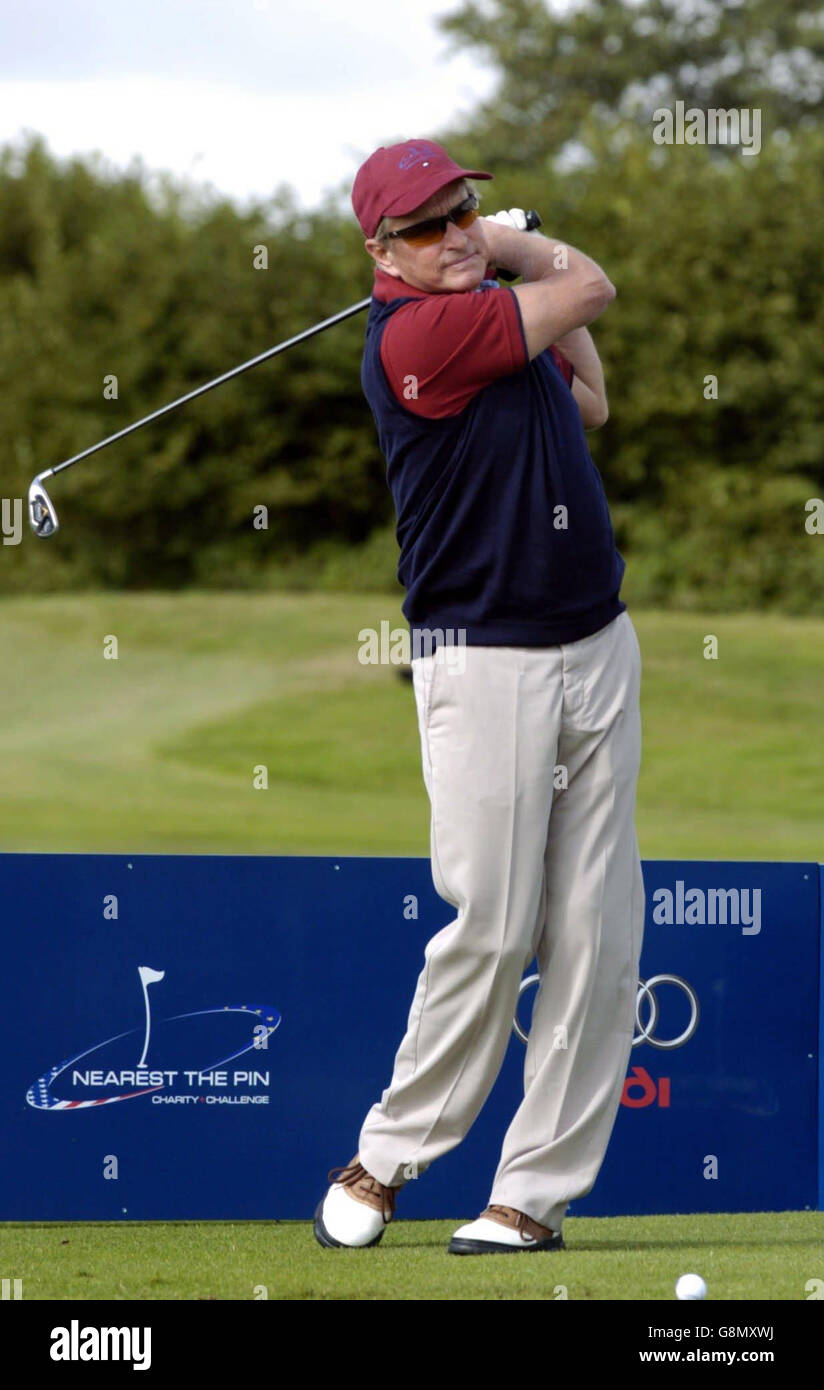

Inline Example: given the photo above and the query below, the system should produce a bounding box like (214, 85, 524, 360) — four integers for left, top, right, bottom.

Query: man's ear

(365, 239, 401, 278)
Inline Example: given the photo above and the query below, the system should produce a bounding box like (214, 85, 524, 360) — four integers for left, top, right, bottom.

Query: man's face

(365, 179, 489, 294)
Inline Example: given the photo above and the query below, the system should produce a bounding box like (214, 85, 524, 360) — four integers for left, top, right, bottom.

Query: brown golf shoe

(449, 1203, 565, 1254)
(313, 1154, 403, 1248)
(327, 1155, 400, 1223)
(484, 1204, 560, 1239)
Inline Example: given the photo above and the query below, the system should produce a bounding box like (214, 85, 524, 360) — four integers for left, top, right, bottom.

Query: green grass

(2, 1212, 820, 1300)
(0, 593, 822, 859)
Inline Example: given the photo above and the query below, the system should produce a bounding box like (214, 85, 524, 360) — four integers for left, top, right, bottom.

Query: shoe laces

(328, 1159, 398, 1224)
(487, 1203, 549, 1241)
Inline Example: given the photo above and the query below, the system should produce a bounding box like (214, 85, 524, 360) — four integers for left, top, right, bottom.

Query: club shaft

(45, 296, 373, 481)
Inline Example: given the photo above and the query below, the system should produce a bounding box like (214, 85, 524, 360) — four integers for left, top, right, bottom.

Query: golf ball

(675, 1273, 707, 1300)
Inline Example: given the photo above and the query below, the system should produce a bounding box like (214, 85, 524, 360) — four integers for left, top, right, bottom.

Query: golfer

(314, 138, 645, 1254)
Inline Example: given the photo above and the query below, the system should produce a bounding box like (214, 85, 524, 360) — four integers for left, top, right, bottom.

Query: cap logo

(397, 143, 439, 171)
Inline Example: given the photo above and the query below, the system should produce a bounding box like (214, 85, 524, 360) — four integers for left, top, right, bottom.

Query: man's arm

(553, 326, 609, 429)
(480, 220, 614, 424)
(481, 221, 615, 361)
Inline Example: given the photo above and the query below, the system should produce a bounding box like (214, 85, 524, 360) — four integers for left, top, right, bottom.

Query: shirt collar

(372, 263, 497, 302)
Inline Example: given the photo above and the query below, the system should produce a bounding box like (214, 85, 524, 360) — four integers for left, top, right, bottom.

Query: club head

(28, 476, 59, 538)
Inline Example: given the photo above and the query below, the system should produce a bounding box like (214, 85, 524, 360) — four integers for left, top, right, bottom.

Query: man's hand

(481, 209, 544, 279)
(482, 208, 543, 235)
(481, 208, 542, 274)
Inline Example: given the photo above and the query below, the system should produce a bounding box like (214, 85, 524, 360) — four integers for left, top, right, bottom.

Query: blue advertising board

(0, 854, 819, 1220)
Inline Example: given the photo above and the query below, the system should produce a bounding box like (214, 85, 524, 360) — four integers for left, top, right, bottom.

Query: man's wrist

(487, 226, 557, 281)
(486, 226, 610, 290)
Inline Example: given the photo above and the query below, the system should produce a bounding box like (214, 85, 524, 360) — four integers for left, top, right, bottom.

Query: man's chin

(441, 252, 485, 287)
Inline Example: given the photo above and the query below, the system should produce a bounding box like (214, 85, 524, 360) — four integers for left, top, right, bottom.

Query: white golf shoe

(449, 1204, 565, 1254)
(313, 1155, 401, 1248)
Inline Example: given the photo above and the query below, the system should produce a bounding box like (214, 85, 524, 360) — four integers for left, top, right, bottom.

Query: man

(314, 138, 645, 1255)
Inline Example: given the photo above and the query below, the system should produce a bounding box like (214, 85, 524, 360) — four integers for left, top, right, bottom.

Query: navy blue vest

(361, 280, 626, 647)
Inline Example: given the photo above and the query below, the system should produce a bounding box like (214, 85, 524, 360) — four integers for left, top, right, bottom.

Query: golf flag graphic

(137, 966, 166, 1068)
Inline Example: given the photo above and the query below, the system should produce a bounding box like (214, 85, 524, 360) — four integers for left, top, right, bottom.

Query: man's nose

(442, 218, 468, 250)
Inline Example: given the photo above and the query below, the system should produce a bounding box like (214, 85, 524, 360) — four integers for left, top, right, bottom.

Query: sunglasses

(383, 192, 481, 248)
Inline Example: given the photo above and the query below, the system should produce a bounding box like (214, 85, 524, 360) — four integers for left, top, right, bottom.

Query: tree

(437, 0, 824, 170)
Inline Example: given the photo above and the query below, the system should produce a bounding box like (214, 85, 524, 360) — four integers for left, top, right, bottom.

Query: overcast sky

(0, 0, 500, 214)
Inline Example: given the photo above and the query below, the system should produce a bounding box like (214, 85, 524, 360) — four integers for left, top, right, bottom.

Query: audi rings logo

(513, 974, 700, 1050)
(633, 974, 700, 1049)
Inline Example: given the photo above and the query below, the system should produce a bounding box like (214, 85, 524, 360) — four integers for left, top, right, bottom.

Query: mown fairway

(2, 1211, 821, 1301)
(1, 594, 822, 860)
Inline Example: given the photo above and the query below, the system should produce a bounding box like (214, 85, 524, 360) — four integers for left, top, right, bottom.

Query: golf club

(27, 210, 542, 538)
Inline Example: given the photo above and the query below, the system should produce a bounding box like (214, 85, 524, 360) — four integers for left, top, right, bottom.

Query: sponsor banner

(0, 854, 818, 1218)
(568, 860, 819, 1218)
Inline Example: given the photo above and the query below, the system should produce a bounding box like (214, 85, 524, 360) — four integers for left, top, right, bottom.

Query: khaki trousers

(359, 611, 645, 1231)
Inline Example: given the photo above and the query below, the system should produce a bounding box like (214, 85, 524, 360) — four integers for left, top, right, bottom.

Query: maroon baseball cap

(351, 138, 493, 239)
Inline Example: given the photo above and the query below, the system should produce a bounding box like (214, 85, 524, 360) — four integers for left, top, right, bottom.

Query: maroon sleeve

(379, 286, 528, 419)
(549, 345, 575, 387)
